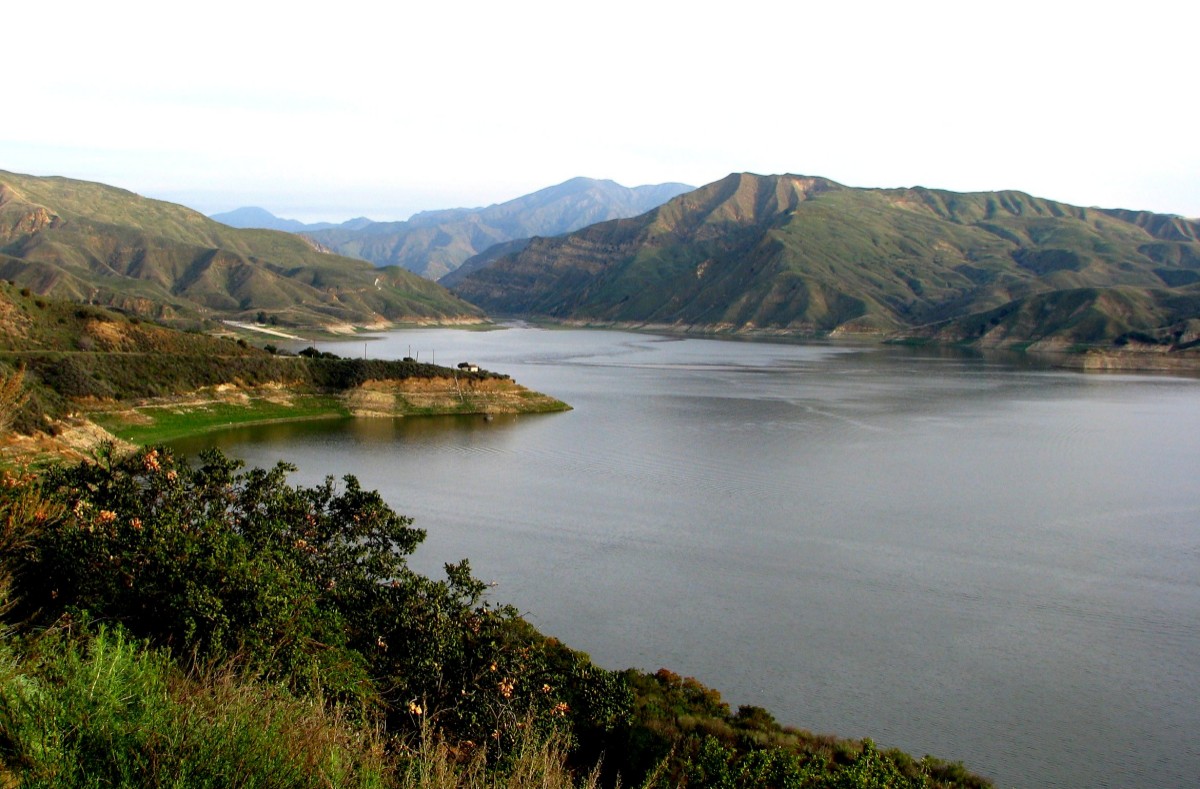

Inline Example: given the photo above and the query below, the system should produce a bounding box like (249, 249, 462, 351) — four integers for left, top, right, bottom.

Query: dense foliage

(0, 448, 991, 787)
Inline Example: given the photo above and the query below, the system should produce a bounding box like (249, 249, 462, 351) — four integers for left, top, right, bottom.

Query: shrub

(16, 445, 424, 701)
(0, 469, 62, 621)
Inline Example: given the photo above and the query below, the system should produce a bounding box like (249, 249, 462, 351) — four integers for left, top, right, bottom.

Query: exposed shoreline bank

(96, 377, 569, 443)
(3, 376, 570, 466)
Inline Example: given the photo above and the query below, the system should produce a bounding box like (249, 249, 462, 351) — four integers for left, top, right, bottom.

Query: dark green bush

(11, 446, 629, 758)
(17, 446, 423, 701)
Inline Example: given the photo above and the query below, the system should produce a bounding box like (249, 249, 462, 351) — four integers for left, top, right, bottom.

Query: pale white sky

(5, 0, 1197, 221)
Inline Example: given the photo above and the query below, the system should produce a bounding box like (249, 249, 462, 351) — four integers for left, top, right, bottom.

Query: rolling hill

(448, 172, 1200, 350)
(303, 177, 694, 280)
(0, 170, 483, 329)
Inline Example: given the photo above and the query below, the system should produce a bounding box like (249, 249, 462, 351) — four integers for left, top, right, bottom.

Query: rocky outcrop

(0, 183, 60, 241)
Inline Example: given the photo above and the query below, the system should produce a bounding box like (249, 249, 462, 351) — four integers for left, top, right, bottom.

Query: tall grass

(0, 628, 389, 789)
(0, 628, 611, 789)
(395, 724, 602, 789)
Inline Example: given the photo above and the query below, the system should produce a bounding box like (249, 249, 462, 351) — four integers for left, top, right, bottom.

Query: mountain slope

(0, 170, 482, 328)
(448, 173, 1200, 348)
(438, 238, 532, 289)
(305, 177, 694, 280)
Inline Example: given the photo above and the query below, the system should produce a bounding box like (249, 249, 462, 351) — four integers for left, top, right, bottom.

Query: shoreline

(410, 316, 1200, 375)
(4, 378, 570, 466)
(93, 378, 569, 445)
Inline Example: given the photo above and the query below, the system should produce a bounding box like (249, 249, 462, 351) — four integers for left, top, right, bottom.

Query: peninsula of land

(0, 282, 565, 464)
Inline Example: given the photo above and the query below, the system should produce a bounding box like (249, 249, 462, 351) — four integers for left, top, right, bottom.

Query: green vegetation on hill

(0, 444, 992, 788)
(449, 173, 1200, 353)
(0, 170, 482, 329)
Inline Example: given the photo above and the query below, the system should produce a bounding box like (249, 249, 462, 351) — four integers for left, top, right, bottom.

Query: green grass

(90, 395, 350, 444)
(0, 628, 390, 789)
(0, 627, 608, 789)
(88, 388, 567, 446)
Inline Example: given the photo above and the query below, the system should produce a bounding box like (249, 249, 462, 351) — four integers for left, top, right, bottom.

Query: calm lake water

(173, 327, 1200, 789)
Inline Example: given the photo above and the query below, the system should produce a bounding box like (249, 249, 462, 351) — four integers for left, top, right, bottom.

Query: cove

(170, 326, 1200, 789)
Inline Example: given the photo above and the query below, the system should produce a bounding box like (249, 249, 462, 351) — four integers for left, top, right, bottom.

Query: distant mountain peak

(208, 207, 370, 233)
(304, 178, 695, 281)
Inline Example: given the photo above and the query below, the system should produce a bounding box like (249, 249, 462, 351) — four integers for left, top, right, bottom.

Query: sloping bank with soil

(342, 374, 566, 417)
(85, 374, 569, 448)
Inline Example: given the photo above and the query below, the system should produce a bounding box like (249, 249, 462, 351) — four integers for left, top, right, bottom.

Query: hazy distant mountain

(305, 177, 695, 280)
(0, 170, 482, 328)
(210, 206, 373, 233)
(448, 172, 1200, 350)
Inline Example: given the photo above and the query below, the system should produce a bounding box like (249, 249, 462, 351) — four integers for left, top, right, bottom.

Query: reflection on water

(173, 327, 1200, 789)
(171, 412, 524, 456)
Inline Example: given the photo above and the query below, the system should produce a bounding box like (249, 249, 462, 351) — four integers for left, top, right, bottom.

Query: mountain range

(298, 177, 695, 280)
(7, 168, 1200, 355)
(0, 170, 481, 328)
(209, 207, 374, 234)
(448, 173, 1200, 351)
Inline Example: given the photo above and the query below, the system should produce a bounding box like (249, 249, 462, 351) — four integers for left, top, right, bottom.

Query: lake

(172, 326, 1200, 788)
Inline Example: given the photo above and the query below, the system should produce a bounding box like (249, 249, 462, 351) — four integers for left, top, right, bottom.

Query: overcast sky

(5, 0, 1197, 222)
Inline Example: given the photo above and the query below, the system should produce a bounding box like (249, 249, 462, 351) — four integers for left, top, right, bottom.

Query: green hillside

(449, 173, 1200, 351)
(0, 170, 483, 329)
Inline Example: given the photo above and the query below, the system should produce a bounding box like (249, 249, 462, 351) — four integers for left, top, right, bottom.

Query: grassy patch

(0, 629, 389, 789)
(91, 394, 350, 444)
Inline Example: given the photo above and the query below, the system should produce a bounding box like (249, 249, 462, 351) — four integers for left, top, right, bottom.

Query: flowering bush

(12, 445, 630, 753)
